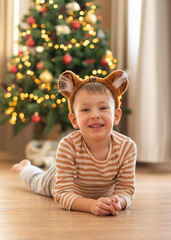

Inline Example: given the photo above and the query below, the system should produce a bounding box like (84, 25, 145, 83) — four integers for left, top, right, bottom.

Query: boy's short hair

(58, 70, 128, 113)
(73, 82, 116, 109)
(78, 81, 112, 95)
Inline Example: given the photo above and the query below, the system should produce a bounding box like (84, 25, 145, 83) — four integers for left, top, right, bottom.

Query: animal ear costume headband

(58, 70, 129, 113)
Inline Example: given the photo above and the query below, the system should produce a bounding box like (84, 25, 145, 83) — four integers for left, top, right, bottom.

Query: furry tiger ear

(105, 70, 129, 96)
(58, 70, 80, 98)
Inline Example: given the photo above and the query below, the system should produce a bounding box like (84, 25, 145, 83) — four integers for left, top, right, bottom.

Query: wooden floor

(0, 161, 171, 240)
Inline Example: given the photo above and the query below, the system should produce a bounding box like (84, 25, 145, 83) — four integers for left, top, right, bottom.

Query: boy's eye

(81, 108, 89, 112)
(100, 106, 108, 110)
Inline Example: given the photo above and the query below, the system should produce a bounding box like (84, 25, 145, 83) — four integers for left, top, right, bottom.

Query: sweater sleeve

(53, 137, 79, 210)
(114, 139, 137, 208)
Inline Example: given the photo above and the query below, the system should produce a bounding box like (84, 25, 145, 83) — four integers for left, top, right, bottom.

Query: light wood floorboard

(0, 161, 171, 240)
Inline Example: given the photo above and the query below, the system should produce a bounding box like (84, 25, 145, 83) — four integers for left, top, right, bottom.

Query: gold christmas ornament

(36, 46, 44, 53)
(39, 69, 54, 83)
(84, 13, 97, 25)
(56, 25, 71, 35)
(66, 2, 80, 12)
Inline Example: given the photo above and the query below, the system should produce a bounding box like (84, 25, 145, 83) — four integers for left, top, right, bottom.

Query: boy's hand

(110, 195, 122, 213)
(90, 197, 118, 216)
(90, 197, 111, 216)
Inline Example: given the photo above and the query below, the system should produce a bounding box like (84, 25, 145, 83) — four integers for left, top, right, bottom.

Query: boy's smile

(88, 123, 104, 128)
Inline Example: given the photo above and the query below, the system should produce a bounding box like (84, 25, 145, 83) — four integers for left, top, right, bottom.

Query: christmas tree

(0, 0, 117, 137)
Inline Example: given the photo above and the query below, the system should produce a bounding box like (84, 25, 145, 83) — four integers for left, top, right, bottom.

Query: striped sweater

(53, 130, 137, 210)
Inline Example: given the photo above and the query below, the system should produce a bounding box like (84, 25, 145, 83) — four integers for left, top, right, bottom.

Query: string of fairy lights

(4, 0, 117, 126)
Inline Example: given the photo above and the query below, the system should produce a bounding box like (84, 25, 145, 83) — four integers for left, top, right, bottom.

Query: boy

(12, 70, 137, 216)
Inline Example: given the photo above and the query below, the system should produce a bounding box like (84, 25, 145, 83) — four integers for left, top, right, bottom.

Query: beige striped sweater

(53, 130, 137, 210)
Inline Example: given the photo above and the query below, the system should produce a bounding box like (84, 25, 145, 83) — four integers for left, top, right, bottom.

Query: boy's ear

(104, 70, 129, 96)
(68, 113, 79, 129)
(58, 70, 80, 99)
(114, 108, 122, 126)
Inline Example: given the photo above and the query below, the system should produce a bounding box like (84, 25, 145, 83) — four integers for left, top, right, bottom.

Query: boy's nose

(91, 109, 100, 119)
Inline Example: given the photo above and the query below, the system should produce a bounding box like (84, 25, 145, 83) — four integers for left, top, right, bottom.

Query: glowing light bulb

(34, 95, 38, 101)
(45, 95, 49, 100)
(52, 103, 56, 108)
(56, 99, 61, 104)
(75, 43, 80, 47)
(7, 87, 12, 92)
(13, 96, 18, 101)
(18, 64, 23, 69)
(19, 113, 24, 119)
(90, 44, 94, 49)
(37, 99, 41, 104)
(32, 24, 37, 28)
(51, 94, 55, 99)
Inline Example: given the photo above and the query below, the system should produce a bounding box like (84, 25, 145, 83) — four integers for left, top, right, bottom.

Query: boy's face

(69, 88, 122, 143)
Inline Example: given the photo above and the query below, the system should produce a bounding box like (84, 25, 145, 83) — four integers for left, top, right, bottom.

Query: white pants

(20, 164, 56, 197)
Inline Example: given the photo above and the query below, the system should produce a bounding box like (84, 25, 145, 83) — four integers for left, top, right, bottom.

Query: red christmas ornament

(26, 16, 36, 25)
(63, 54, 72, 64)
(10, 65, 18, 73)
(72, 21, 81, 30)
(24, 33, 31, 40)
(26, 39, 35, 47)
(100, 58, 108, 67)
(85, 33, 91, 38)
(37, 62, 44, 70)
(31, 114, 40, 123)
(18, 51, 24, 57)
(86, 59, 95, 64)
(41, 6, 47, 14)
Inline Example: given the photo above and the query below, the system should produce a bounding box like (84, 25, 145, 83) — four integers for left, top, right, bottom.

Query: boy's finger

(111, 195, 119, 202)
(99, 208, 111, 216)
(110, 207, 118, 216)
(98, 201, 112, 211)
(100, 197, 112, 205)
(112, 202, 121, 211)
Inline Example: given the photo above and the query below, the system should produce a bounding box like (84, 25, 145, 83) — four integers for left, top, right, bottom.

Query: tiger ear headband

(58, 70, 129, 113)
